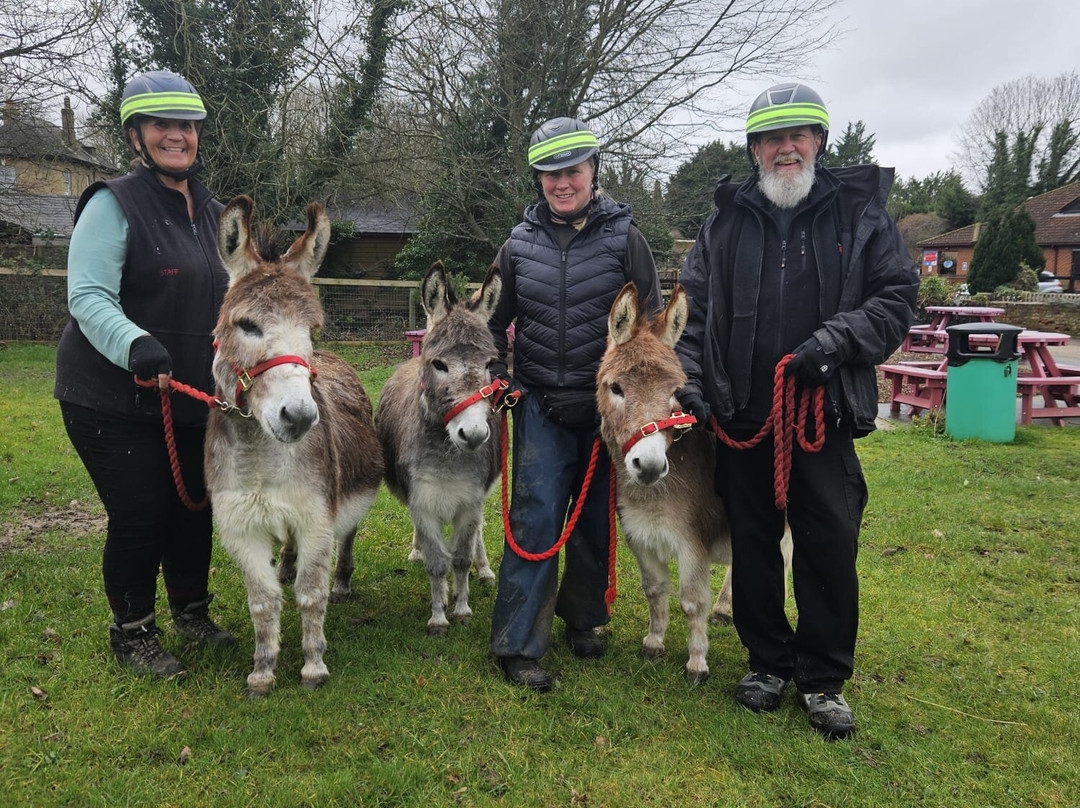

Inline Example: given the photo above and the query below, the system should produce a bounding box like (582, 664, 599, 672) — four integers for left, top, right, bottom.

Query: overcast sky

(795, 0, 1080, 182)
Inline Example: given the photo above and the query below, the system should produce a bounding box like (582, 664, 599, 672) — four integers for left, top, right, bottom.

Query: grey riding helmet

(528, 117, 600, 191)
(745, 82, 830, 160)
(119, 70, 207, 180)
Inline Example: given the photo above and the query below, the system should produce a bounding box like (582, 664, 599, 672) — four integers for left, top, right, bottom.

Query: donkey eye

(432, 359, 448, 372)
(237, 318, 262, 337)
(610, 382, 624, 398)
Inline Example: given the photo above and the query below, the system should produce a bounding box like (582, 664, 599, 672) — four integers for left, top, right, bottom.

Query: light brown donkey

(205, 196, 383, 696)
(597, 282, 790, 686)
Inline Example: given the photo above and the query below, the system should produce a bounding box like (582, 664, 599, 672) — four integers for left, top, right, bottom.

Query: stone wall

(997, 301, 1080, 336)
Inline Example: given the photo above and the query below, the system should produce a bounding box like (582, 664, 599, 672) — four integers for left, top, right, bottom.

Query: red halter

(441, 378, 520, 426)
(620, 410, 696, 456)
(229, 354, 317, 409)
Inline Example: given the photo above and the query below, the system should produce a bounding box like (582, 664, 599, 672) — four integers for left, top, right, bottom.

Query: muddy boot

(171, 594, 237, 648)
(109, 613, 186, 678)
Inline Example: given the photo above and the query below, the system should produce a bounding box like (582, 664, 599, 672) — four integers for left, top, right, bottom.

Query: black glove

(129, 335, 172, 381)
(785, 336, 837, 386)
(676, 388, 710, 428)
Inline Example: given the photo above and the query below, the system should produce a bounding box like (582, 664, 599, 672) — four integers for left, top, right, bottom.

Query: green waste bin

(945, 322, 1023, 442)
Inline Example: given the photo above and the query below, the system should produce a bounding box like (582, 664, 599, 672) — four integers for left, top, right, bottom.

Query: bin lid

(945, 322, 1023, 365)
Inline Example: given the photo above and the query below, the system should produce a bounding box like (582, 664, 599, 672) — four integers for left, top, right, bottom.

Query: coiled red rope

(708, 354, 826, 509)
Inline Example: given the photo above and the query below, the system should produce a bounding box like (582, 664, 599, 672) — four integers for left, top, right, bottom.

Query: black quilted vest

(507, 197, 631, 389)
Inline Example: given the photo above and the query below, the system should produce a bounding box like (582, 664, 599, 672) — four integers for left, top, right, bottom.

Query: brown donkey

(205, 196, 383, 696)
(597, 282, 790, 686)
(375, 262, 502, 635)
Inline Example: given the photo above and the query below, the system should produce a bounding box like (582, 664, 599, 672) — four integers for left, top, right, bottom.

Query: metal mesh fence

(0, 271, 426, 343)
(0, 271, 70, 341)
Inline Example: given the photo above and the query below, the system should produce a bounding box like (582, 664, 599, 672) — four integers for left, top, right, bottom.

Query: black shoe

(567, 628, 605, 659)
(797, 691, 856, 739)
(735, 671, 788, 712)
(109, 613, 186, 678)
(171, 594, 238, 648)
(499, 656, 552, 692)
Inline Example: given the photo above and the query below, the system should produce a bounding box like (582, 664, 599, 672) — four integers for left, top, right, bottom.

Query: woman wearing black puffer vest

(487, 117, 662, 692)
(55, 70, 235, 678)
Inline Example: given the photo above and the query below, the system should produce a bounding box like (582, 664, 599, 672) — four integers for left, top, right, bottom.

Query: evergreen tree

(1033, 119, 1080, 194)
(967, 206, 1044, 293)
(664, 139, 750, 238)
(819, 120, 875, 168)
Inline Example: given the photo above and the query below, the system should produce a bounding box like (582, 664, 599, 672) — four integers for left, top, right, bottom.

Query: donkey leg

(449, 508, 481, 625)
(677, 550, 713, 686)
(408, 528, 423, 563)
(278, 538, 297, 586)
(294, 527, 334, 689)
(232, 537, 283, 697)
(630, 543, 671, 660)
(470, 519, 495, 586)
(411, 510, 451, 636)
(331, 526, 357, 603)
(711, 566, 733, 625)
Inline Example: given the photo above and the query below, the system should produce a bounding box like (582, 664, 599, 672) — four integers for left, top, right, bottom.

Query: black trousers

(60, 402, 213, 624)
(714, 427, 867, 693)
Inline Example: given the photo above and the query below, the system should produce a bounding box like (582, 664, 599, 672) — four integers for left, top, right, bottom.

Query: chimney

(61, 97, 76, 148)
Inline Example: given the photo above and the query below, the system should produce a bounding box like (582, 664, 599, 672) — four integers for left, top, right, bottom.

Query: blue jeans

(489, 389, 612, 660)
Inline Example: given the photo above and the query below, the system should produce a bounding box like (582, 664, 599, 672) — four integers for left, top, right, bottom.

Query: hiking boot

(109, 613, 186, 678)
(798, 691, 856, 739)
(171, 594, 238, 648)
(567, 627, 605, 659)
(735, 671, 788, 712)
(499, 656, 553, 693)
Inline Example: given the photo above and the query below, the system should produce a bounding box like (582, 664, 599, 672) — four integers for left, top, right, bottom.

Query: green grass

(1, 341, 1078, 807)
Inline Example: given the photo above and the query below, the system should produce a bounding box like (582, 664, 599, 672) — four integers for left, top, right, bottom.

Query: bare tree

(374, 0, 838, 270)
(954, 72, 1080, 192)
(0, 1, 120, 112)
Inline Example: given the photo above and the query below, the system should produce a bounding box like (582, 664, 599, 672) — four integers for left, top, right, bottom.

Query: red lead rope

(499, 410, 619, 615)
(708, 354, 826, 509)
(134, 377, 219, 511)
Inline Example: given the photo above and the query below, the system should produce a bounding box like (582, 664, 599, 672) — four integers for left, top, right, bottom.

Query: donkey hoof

(453, 613, 472, 627)
(426, 623, 449, 638)
(408, 548, 423, 563)
(476, 569, 496, 586)
(640, 644, 665, 660)
(684, 668, 710, 687)
(329, 586, 351, 604)
(709, 611, 732, 626)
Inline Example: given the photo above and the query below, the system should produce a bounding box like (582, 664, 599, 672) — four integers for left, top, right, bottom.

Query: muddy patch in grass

(1, 498, 105, 553)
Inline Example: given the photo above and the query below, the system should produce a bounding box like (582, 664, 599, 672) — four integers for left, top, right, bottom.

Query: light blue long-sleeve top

(66, 188, 149, 369)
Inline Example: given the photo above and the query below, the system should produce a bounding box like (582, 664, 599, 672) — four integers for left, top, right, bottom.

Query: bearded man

(674, 82, 919, 739)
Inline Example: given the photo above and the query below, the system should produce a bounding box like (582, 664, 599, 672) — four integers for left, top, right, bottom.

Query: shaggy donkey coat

(375, 262, 502, 635)
(205, 196, 383, 695)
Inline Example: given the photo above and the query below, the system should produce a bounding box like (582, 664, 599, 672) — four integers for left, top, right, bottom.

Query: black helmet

(120, 70, 206, 127)
(528, 117, 599, 171)
(120, 70, 207, 181)
(746, 82, 830, 157)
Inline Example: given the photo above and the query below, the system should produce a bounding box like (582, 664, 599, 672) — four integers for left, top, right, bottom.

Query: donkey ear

(608, 282, 640, 346)
(217, 195, 258, 283)
(420, 261, 452, 327)
(655, 284, 688, 348)
(469, 264, 502, 322)
(283, 202, 330, 281)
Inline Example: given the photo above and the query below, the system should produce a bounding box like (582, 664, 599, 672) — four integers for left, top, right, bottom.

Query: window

(0, 165, 14, 191)
(62, 170, 72, 195)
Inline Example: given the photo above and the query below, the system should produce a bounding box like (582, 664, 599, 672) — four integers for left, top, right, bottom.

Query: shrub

(917, 275, 951, 310)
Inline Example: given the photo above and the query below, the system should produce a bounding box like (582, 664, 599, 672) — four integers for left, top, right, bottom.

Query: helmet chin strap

(133, 126, 205, 181)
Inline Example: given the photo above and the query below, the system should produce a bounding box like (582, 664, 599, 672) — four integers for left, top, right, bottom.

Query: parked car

(1037, 272, 1063, 293)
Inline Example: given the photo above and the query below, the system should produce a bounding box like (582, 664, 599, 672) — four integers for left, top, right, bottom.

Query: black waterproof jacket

(676, 164, 919, 436)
